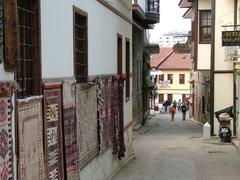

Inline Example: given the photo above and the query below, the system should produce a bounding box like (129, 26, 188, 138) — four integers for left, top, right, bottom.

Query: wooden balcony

(145, 0, 160, 24)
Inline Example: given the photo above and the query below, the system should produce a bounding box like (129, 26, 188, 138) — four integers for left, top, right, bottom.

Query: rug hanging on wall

(43, 83, 65, 180)
(112, 76, 126, 160)
(17, 96, 45, 180)
(62, 80, 79, 174)
(97, 76, 114, 153)
(0, 81, 18, 180)
(0, 0, 3, 64)
(76, 84, 98, 170)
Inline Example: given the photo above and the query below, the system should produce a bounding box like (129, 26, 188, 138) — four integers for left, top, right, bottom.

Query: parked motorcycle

(215, 106, 233, 143)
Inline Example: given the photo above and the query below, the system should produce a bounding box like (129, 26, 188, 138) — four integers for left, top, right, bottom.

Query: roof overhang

(178, 0, 192, 8)
(145, 44, 160, 54)
(183, 8, 193, 19)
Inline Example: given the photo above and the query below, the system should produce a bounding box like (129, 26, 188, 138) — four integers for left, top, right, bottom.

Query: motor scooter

(218, 113, 232, 143)
(214, 106, 233, 143)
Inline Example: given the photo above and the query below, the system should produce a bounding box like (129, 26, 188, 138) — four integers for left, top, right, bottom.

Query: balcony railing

(146, 0, 159, 14)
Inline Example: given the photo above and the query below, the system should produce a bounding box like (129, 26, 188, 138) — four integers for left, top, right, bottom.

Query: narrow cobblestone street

(112, 112, 240, 180)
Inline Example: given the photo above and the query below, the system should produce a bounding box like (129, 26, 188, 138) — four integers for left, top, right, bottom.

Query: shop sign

(160, 80, 170, 88)
(222, 31, 240, 46)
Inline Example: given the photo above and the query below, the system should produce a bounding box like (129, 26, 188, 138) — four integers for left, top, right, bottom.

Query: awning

(150, 70, 163, 76)
(188, 79, 195, 84)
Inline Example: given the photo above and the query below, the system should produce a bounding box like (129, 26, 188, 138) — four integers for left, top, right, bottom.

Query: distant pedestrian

(169, 105, 176, 121)
(181, 102, 187, 121)
(173, 100, 177, 108)
(177, 99, 182, 111)
(163, 100, 167, 112)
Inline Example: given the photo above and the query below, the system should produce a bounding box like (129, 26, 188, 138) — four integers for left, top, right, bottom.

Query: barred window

(17, 0, 41, 98)
(74, 7, 88, 83)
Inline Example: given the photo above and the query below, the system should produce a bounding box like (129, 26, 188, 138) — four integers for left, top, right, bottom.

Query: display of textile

(4, 0, 19, 72)
(17, 96, 45, 180)
(97, 76, 113, 153)
(62, 80, 79, 173)
(0, 0, 3, 64)
(43, 83, 65, 180)
(0, 81, 18, 180)
(112, 76, 126, 160)
(76, 84, 98, 170)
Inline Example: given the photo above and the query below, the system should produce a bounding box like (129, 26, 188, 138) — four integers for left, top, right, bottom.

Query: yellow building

(151, 47, 191, 105)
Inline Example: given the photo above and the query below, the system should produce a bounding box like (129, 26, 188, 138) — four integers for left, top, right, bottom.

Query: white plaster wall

(214, 74, 233, 135)
(111, 0, 132, 17)
(80, 128, 134, 180)
(41, 0, 74, 79)
(0, 64, 14, 81)
(214, 0, 234, 71)
(41, 0, 132, 78)
(198, 0, 211, 10)
(197, 44, 211, 70)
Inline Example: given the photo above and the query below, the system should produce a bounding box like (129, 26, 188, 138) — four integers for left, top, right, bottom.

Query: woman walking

(169, 105, 176, 121)
(181, 102, 187, 121)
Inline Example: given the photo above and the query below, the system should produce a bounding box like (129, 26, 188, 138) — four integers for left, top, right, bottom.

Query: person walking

(181, 102, 187, 121)
(173, 100, 177, 108)
(177, 99, 182, 111)
(169, 105, 176, 121)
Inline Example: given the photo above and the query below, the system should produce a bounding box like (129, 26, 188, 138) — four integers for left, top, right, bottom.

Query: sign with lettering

(222, 31, 240, 46)
(160, 80, 170, 88)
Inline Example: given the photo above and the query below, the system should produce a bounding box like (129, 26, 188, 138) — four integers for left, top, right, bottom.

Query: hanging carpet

(62, 80, 79, 179)
(0, 81, 18, 180)
(112, 76, 126, 160)
(17, 96, 45, 180)
(97, 76, 113, 153)
(43, 83, 65, 180)
(76, 84, 98, 170)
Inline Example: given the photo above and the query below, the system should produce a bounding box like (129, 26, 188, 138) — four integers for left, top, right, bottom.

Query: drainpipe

(210, 0, 216, 135)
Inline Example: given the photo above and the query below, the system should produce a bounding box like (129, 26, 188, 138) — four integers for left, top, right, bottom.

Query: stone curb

(232, 138, 240, 152)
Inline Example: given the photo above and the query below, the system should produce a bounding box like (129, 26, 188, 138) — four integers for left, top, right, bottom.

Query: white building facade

(0, 0, 134, 179)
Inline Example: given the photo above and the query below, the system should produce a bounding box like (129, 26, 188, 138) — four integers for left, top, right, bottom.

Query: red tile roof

(150, 47, 191, 70)
(150, 48, 173, 68)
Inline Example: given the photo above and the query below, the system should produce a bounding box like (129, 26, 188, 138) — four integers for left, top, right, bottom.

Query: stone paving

(112, 112, 240, 180)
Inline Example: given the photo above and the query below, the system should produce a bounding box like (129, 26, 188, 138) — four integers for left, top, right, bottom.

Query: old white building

(0, 0, 134, 179)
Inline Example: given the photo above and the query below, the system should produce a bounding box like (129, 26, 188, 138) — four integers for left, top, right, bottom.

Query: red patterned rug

(43, 83, 65, 180)
(17, 96, 45, 180)
(0, 98, 13, 180)
(62, 81, 79, 174)
(97, 76, 113, 153)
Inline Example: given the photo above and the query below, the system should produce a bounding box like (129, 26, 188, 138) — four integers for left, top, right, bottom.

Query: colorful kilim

(43, 84, 65, 180)
(0, 0, 3, 64)
(17, 97, 45, 180)
(0, 98, 13, 180)
(112, 76, 126, 160)
(97, 77, 113, 153)
(76, 84, 98, 170)
(62, 81, 79, 173)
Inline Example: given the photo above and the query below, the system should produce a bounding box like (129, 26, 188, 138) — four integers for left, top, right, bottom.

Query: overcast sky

(149, 0, 191, 43)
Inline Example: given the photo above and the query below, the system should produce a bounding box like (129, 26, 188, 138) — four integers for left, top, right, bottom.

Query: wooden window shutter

(4, 0, 19, 72)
